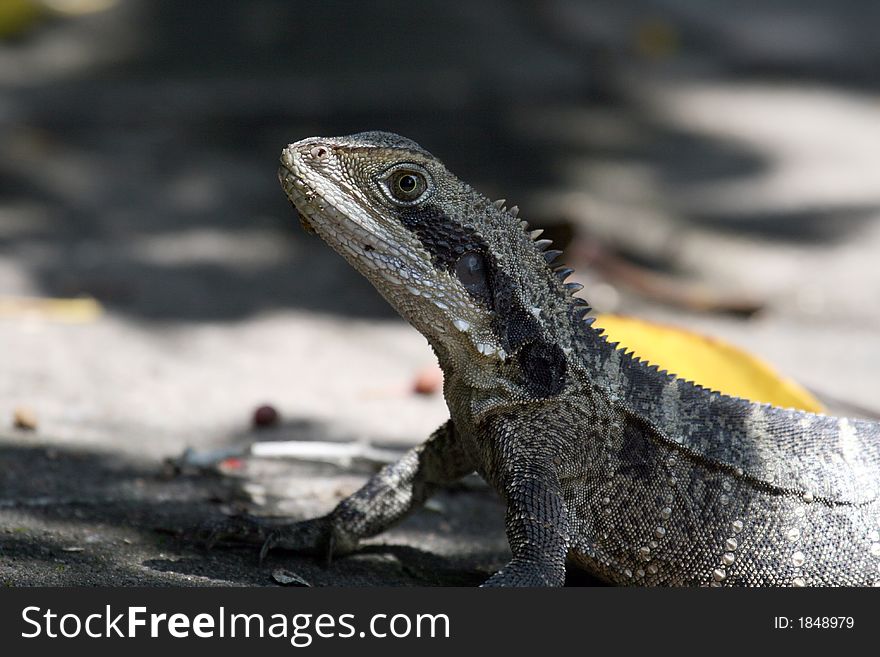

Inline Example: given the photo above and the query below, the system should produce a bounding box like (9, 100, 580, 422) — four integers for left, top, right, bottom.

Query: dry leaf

(593, 314, 824, 413)
(0, 296, 102, 323)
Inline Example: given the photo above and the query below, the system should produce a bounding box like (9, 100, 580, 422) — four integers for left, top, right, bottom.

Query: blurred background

(1, 0, 879, 585)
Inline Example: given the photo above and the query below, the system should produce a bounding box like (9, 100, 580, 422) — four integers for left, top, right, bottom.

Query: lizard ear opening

(454, 251, 492, 303)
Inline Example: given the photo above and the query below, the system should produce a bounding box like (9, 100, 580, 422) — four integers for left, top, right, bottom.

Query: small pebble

(272, 569, 311, 587)
(13, 406, 38, 431)
(412, 366, 443, 395)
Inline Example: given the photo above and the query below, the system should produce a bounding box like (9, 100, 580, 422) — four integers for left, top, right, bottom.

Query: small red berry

(253, 404, 280, 428)
(412, 367, 443, 395)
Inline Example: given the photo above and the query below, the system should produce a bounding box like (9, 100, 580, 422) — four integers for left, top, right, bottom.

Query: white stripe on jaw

(295, 163, 390, 246)
(289, 163, 442, 286)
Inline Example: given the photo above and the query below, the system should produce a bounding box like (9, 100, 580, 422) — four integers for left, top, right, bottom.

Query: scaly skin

(232, 132, 880, 586)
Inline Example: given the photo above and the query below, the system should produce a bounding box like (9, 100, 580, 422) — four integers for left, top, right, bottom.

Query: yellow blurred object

(0, 0, 43, 38)
(41, 0, 118, 16)
(0, 296, 103, 323)
(635, 18, 679, 59)
(0, 0, 117, 39)
(592, 314, 824, 413)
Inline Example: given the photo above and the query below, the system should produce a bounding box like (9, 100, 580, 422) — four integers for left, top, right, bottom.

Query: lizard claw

(249, 515, 354, 565)
(325, 532, 336, 568)
(200, 513, 357, 568)
(259, 530, 279, 565)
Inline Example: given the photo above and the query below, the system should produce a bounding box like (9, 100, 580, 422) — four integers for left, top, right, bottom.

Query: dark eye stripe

(395, 204, 488, 273)
(394, 202, 551, 377)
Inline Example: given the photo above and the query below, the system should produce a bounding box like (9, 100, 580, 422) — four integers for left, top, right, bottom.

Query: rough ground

(1, 1, 879, 586)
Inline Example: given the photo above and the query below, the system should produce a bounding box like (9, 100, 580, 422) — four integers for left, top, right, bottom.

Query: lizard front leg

(474, 407, 573, 586)
(227, 420, 475, 562)
(481, 460, 571, 586)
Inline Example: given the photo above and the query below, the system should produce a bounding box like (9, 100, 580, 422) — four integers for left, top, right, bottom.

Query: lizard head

(279, 131, 586, 378)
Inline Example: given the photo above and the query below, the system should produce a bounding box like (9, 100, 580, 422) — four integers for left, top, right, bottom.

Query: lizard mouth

(278, 163, 389, 257)
(277, 165, 317, 234)
(277, 157, 428, 292)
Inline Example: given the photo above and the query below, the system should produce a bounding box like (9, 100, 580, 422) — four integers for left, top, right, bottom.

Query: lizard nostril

(310, 145, 330, 160)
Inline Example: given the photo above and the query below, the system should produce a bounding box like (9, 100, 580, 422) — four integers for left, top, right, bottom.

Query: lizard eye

(379, 164, 433, 206)
(396, 173, 418, 193)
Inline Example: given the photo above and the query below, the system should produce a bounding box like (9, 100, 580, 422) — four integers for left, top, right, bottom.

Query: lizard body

(259, 132, 880, 586)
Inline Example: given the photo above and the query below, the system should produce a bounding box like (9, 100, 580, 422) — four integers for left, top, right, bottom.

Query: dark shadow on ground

(0, 439, 516, 586)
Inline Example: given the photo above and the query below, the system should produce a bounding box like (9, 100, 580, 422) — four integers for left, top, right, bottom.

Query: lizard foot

(480, 557, 566, 587)
(198, 515, 277, 550)
(201, 514, 357, 567)
(260, 515, 361, 566)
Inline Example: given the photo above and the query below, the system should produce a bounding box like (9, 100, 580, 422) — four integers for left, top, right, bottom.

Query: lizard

(228, 131, 880, 586)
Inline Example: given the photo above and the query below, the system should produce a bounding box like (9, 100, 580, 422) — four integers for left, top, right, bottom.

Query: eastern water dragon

(225, 131, 880, 587)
